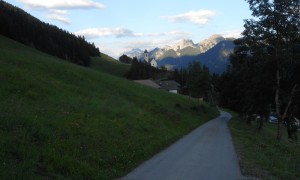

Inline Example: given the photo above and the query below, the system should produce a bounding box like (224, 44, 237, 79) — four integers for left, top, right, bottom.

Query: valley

(1, 0, 300, 179)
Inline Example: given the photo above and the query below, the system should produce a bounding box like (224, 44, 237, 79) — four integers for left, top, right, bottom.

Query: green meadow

(90, 53, 130, 77)
(0, 35, 219, 179)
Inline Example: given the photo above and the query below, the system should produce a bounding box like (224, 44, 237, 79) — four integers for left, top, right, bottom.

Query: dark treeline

(119, 54, 133, 64)
(125, 57, 166, 80)
(0, 0, 100, 66)
(215, 0, 300, 140)
(172, 62, 213, 103)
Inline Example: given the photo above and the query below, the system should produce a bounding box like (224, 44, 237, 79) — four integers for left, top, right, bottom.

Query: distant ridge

(0, 0, 100, 66)
(123, 35, 235, 74)
(123, 34, 229, 60)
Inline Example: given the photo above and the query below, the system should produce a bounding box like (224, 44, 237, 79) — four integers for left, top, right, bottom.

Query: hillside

(90, 54, 130, 77)
(0, 35, 219, 179)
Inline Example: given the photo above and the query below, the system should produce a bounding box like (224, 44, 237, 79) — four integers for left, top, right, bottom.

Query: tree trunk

(282, 84, 298, 120)
(286, 117, 292, 139)
(275, 70, 282, 140)
(258, 115, 264, 131)
(276, 83, 298, 140)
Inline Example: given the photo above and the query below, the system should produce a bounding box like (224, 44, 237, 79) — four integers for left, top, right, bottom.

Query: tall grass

(0, 35, 219, 179)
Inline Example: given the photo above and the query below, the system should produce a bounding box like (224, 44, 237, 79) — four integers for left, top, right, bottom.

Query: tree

(126, 58, 140, 79)
(126, 58, 161, 80)
(172, 68, 188, 91)
(187, 62, 211, 107)
(119, 54, 133, 64)
(239, 0, 300, 138)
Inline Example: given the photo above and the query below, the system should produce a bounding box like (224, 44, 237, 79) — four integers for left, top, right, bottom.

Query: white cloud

(49, 9, 68, 15)
(17, 0, 105, 10)
(97, 36, 190, 59)
(47, 14, 71, 25)
(79, 28, 191, 58)
(75, 28, 135, 38)
(75, 27, 190, 39)
(134, 31, 191, 38)
(122, 38, 182, 49)
(220, 29, 243, 38)
(17, 0, 105, 24)
(95, 45, 124, 59)
(92, 35, 181, 59)
(161, 9, 216, 25)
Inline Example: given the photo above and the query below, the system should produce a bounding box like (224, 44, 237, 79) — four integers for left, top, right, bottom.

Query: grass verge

(228, 111, 300, 179)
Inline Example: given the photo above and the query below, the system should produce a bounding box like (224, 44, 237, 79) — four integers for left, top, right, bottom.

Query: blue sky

(6, 0, 252, 58)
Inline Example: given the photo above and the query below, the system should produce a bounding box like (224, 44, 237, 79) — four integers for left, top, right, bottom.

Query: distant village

(142, 49, 157, 68)
(132, 49, 180, 94)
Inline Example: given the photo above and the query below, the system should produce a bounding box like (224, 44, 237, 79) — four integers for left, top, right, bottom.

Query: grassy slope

(228, 112, 300, 179)
(90, 54, 130, 77)
(0, 35, 219, 179)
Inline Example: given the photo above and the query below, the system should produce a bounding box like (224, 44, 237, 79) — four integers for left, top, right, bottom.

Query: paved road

(122, 111, 245, 180)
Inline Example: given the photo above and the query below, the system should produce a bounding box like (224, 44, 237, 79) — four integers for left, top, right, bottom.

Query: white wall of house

(151, 60, 157, 67)
(169, 90, 178, 94)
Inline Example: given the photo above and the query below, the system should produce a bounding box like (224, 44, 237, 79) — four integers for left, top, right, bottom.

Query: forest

(0, 0, 100, 66)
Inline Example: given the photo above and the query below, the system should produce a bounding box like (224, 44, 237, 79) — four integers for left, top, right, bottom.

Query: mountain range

(123, 34, 235, 74)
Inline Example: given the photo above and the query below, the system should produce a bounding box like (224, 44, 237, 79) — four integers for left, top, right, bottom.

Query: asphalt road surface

(122, 111, 245, 180)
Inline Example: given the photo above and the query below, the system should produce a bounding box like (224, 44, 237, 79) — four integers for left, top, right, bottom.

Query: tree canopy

(119, 54, 133, 64)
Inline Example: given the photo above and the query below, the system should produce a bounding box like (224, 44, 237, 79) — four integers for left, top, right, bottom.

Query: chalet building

(133, 79, 160, 89)
(150, 59, 157, 67)
(134, 79, 181, 94)
(158, 80, 180, 94)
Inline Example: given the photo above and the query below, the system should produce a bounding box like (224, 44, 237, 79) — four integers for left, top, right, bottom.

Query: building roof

(133, 79, 181, 91)
(158, 80, 180, 90)
(134, 79, 160, 89)
(144, 49, 148, 53)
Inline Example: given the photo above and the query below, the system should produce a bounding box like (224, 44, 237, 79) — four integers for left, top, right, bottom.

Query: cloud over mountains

(75, 27, 190, 39)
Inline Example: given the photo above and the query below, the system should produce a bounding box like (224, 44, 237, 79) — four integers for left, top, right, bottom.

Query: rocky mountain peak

(179, 39, 196, 49)
(122, 34, 234, 61)
(198, 34, 225, 53)
(164, 39, 196, 51)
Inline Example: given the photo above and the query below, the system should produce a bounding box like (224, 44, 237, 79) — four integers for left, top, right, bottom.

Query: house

(150, 59, 157, 68)
(158, 80, 181, 94)
(134, 79, 160, 89)
(133, 79, 181, 94)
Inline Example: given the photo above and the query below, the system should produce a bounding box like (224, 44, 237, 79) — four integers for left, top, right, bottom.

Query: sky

(6, 0, 253, 58)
